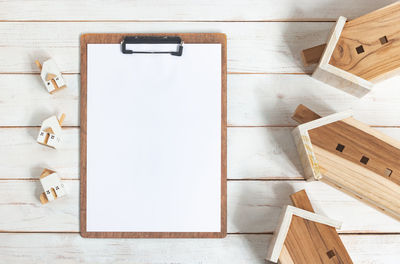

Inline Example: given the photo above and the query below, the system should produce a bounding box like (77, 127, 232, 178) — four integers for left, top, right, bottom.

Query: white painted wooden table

(1, 1, 400, 263)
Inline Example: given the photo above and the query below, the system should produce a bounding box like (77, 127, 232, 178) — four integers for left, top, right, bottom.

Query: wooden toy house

(39, 168, 67, 204)
(302, 2, 400, 97)
(266, 190, 352, 264)
(37, 113, 65, 149)
(35, 59, 67, 94)
(292, 104, 400, 220)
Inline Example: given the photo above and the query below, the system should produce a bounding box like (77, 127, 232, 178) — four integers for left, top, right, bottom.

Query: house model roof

(266, 205, 342, 263)
(40, 116, 62, 136)
(266, 190, 352, 264)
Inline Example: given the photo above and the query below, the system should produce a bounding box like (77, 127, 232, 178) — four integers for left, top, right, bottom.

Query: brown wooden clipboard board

(80, 33, 227, 238)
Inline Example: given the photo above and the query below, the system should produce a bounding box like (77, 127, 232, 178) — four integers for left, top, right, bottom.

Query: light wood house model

(292, 104, 400, 221)
(302, 2, 400, 97)
(266, 190, 353, 264)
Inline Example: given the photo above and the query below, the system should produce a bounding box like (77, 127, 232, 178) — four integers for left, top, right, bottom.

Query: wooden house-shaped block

(266, 190, 353, 263)
(37, 114, 65, 149)
(35, 59, 67, 94)
(302, 2, 400, 97)
(39, 168, 67, 204)
(292, 104, 400, 220)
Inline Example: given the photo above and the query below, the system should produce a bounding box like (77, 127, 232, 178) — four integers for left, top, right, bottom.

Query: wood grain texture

(0, 128, 79, 179)
(330, 2, 400, 80)
(1, 127, 399, 180)
(285, 190, 352, 264)
(291, 104, 322, 124)
(0, 233, 398, 264)
(2, 180, 400, 233)
(267, 204, 342, 262)
(312, 16, 373, 98)
(0, 0, 399, 261)
(301, 43, 326, 66)
(283, 214, 351, 263)
(292, 105, 400, 220)
(0, 74, 79, 126)
(227, 74, 400, 126)
(315, 146, 400, 221)
(309, 121, 400, 184)
(0, 0, 396, 21)
(290, 189, 315, 212)
(80, 33, 227, 238)
(2, 74, 400, 127)
(0, 21, 331, 73)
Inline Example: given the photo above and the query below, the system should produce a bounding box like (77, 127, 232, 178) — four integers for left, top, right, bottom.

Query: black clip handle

(121, 36, 183, 56)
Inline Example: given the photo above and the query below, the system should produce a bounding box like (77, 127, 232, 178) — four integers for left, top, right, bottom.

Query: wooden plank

(228, 180, 400, 233)
(0, 128, 79, 180)
(0, 0, 395, 21)
(228, 74, 400, 126)
(340, 234, 400, 264)
(0, 22, 332, 73)
(0, 233, 269, 263)
(0, 74, 78, 126)
(0, 180, 78, 232)
(0, 233, 399, 264)
(1, 180, 400, 232)
(1, 127, 399, 180)
(2, 74, 400, 127)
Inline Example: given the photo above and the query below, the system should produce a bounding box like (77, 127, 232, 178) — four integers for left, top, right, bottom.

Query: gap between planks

(0, 177, 306, 182)
(0, 20, 339, 23)
(0, 72, 312, 75)
(0, 231, 399, 235)
(0, 126, 399, 128)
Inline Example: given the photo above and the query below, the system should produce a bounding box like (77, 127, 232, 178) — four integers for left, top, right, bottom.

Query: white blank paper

(86, 43, 221, 232)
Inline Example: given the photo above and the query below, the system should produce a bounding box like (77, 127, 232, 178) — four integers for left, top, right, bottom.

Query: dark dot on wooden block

(336, 144, 345, 152)
(380, 36, 388, 45)
(327, 250, 335, 259)
(360, 156, 369, 165)
(385, 168, 393, 177)
(356, 45, 364, 54)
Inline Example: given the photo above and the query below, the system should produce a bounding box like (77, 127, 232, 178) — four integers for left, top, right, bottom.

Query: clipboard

(80, 33, 227, 238)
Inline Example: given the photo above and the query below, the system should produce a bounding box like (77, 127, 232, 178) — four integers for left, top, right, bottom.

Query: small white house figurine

(37, 113, 65, 149)
(35, 59, 67, 94)
(39, 168, 67, 204)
